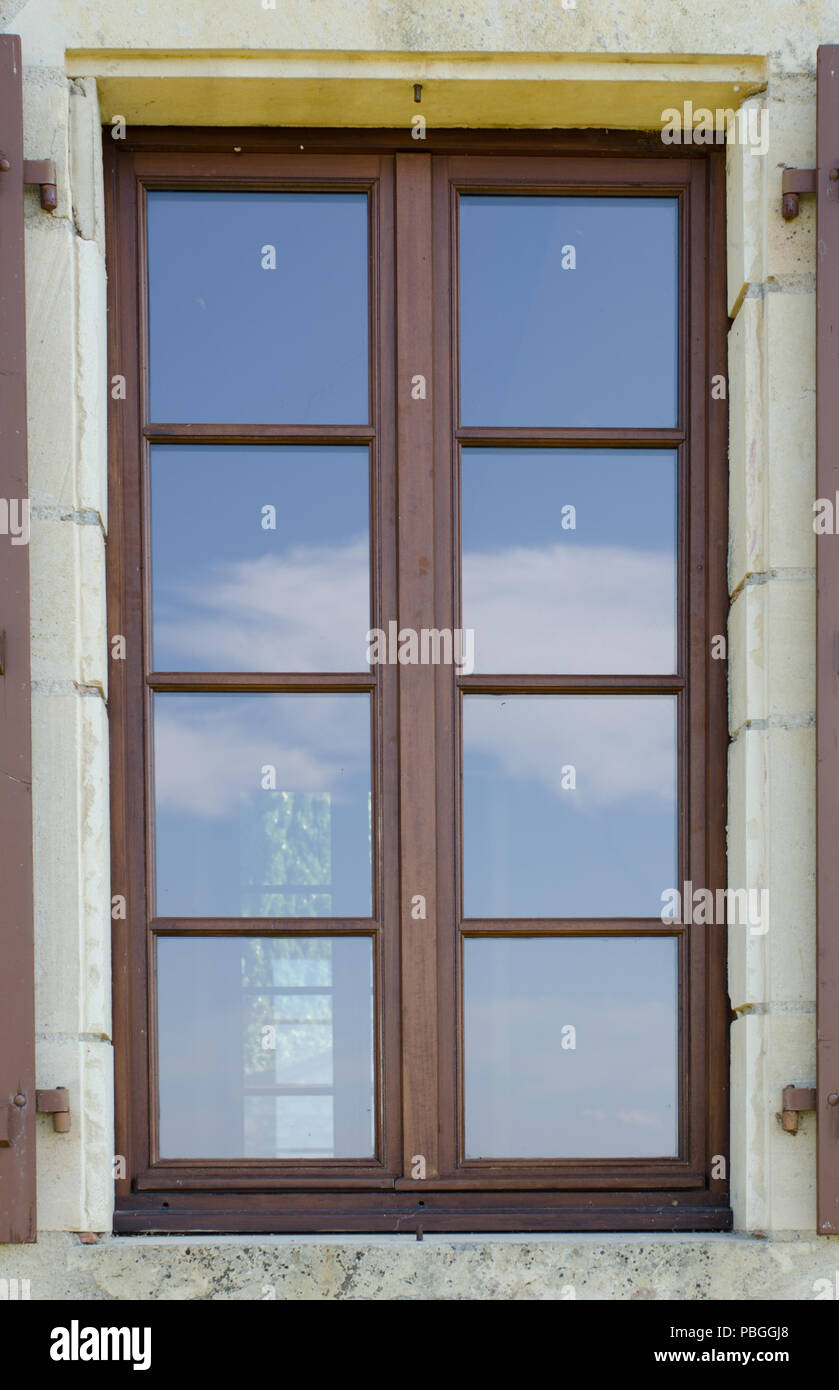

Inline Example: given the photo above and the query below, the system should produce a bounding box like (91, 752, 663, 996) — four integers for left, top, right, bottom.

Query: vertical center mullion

(395, 153, 439, 1182)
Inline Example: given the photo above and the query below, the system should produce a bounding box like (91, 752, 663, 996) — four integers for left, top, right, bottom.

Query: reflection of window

(153, 694, 373, 918)
(158, 939, 375, 1159)
(107, 132, 728, 1234)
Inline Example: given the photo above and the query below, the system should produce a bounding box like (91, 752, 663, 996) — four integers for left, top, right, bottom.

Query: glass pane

(154, 694, 372, 917)
(459, 196, 678, 427)
(150, 444, 370, 672)
(462, 448, 677, 674)
(462, 695, 677, 918)
(464, 936, 678, 1157)
(157, 936, 375, 1158)
(147, 191, 369, 423)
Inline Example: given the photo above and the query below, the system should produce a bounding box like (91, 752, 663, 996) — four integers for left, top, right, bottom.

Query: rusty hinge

(781, 1084, 817, 1133)
(35, 1087, 70, 1132)
(781, 166, 839, 220)
(0, 154, 56, 210)
(23, 159, 56, 211)
(782, 169, 818, 220)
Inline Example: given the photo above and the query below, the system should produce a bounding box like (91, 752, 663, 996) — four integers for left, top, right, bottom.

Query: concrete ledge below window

(1, 1231, 837, 1300)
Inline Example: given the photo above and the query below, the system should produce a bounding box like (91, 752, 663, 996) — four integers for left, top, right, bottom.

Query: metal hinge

(781, 166, 839, 220)
(782, 169, 818, 220)
(0, 154, 56, 210)
(35, 1087, 70, 1132)
(23, 159, 56, 211)
(781, 1084, 817, 1133)
(781, 1085, 839, 1133)
(0, 1087, 70, 1145)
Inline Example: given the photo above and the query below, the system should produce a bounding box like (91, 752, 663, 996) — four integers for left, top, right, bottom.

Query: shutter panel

(817, 42, 839, 1235)
(0, 33, 36, 1244)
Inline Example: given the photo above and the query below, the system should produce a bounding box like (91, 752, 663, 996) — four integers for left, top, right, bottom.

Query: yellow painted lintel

(67, 51, 768, 131)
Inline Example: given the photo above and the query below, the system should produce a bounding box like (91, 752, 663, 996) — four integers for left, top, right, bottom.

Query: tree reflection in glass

(154, 694, 372, 918)
(158, 936, 374, 1158)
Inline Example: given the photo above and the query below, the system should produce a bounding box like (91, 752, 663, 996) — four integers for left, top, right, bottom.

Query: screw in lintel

(413, 84, 422, 103)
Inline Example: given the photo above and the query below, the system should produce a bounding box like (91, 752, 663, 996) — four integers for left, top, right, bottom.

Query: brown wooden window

(106, 129, 729, 1233)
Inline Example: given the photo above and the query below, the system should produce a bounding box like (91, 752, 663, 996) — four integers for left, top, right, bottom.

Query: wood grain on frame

(106, 129, 730, 1232)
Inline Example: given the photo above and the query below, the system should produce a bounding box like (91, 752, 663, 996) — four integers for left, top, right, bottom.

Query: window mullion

(394, 152, 440, 1182)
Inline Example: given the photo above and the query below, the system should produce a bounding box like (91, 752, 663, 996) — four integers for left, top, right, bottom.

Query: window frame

(105, 127, 730, 1233)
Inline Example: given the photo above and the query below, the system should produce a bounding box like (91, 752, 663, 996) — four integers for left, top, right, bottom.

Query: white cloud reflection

(154, 694, 370, 819)
(464, 542, 675, 674)
(153, 538, 676, 817)
(154, 539, 370, 672)
(463, 694, 676, 809)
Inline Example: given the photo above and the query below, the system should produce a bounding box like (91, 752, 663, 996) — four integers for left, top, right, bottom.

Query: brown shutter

(817, 43, 839, 1235)
(0, 33, 36, 1244)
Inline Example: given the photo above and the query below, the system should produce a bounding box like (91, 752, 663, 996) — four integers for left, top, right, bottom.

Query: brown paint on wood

(816, 44, 839, 1236)
(107, 129, 729, 1232)
(0, 34, 36, 1245)
(395, 153, 440, 1179)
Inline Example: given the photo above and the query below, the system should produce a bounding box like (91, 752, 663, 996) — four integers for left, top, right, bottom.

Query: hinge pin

(35, 1087, 70, 1132)
(781, 167, 817, 220)
(22, 158, 56, 212)
(781, 1084, 817, 1133)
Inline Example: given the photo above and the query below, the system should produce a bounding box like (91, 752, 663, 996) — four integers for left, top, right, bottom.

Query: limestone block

(29, 516, 79, 683)
(69, 76, 105, 249)
(728, 576, 813, 735)
(32, 689, 82, 1037)
(730, 1011, 817, 1235)
(728, 295, 764, 592)
(75, 235, 108, 525)
(79, 692, 111, 1042)
(24, 213, 78, 510)
(726, 96, 765, 313)
(21, 66, 70, 222)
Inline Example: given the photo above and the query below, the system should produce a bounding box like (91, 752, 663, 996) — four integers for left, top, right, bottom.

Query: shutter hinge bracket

(780, 166, 839, 220)
(782, 169, 817, 220)
(0, 1087, 70, 1145)
(780, 1084, 816, 1133)
(35, 1087, 70, 1132)
(22, 159, 56, 212)
(0, 154, 57, 211)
